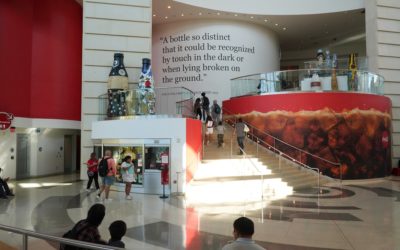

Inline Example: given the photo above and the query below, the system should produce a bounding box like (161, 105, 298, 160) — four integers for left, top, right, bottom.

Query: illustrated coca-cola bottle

(137, 58, 155, 114)
(107, 53, 129, 117)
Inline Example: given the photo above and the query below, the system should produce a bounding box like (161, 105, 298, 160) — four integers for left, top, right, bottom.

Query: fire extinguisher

(160, 151, 169, 185)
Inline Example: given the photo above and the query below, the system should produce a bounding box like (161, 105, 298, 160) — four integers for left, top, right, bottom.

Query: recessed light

(264, 19, 268, 22)
(165, 16, 168, 19)
(234, 14, 238, 17)
(217, 12, 220, 15)
(250, 16, 254, 19)
(199, 12, 202, 15)
(153, 14, 156, 17)
(275, 23, 279, 26)
(167, 5, 171, 9)
(181, 13, 184, 16)
(283, 27, 287, 31)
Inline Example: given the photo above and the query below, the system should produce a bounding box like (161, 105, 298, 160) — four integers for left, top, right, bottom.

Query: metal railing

(224, 108, 342, 184)
(230, 69, 384, 98)
(98, 86, 195, 119)
(0, 224, 123, 250)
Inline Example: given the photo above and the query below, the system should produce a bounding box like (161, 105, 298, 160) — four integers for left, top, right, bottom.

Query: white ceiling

(152, 0, 366, 51)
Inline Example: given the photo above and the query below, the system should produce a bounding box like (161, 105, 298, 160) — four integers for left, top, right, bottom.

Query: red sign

(382, 130, 389, 149)
(0, 112, 14, 130)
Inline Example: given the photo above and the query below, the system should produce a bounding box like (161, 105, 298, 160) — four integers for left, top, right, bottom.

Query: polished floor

(1, 174, 400, 249)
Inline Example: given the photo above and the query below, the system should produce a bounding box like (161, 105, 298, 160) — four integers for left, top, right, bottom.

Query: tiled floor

(1, 174, 400, 249)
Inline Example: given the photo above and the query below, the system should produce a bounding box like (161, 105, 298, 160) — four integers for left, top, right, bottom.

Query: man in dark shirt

(0, 168, 14, 199)
(201, 92, 210, 122)
(235, 118, 246, 155)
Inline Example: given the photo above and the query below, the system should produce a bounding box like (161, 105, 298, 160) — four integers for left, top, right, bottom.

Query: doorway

(16, 134, 30, 179)
(64, 135, 73, 173)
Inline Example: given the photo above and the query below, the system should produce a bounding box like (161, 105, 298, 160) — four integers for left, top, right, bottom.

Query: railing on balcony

(98, 86, 195, 120)
(230, 69, 384, 98)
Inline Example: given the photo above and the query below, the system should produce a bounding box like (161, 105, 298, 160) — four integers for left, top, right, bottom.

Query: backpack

(98, 157, 109, 177)
(60, 221, 89, 250)
(214, 105, 221, 114)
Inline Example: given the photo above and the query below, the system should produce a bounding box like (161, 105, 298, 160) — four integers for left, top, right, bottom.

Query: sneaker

(96, 194, 101, 199)
(125, 195, 132, 200)
(86, 189, 91, 192)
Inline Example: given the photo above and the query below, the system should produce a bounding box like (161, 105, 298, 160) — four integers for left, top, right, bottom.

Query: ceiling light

(283, 27, 287, 31)
(165, 16, 168, 19)
(217, 12, 220, 15)
(264, 19, 268, 22)
(275, 23, 279, 26)
(167, 5, 171, 9)
(181, 13, 184, 16)
(250, 16, 254, 19)
(153, 14, 156, 17)
(199, 12, 202, 15)
(234, 14, 238, 17)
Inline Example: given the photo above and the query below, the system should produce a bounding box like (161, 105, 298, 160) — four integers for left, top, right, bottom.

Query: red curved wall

(0, 0, 82, 121)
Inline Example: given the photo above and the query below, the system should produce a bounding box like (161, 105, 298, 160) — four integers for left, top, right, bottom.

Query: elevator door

(64, 135, 73, 173)
(16, 134, 30, 180)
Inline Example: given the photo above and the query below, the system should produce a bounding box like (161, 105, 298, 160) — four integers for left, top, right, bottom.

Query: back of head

(105, 150, 112, 157)
(109, 220, 127, 240)
(238, 118, 243, 123)
(86, 204, 106, 227)
(201, 92, 205, 97)
(233, 217, 254, 238)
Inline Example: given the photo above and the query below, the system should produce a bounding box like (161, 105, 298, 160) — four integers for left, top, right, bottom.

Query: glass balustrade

(98, 87, 195, 120)
(231, 69, 384, 98)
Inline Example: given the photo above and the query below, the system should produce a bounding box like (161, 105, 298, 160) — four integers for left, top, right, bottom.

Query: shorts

(206, 127, 213, 135)
(102, 176, 115, 186)
(123, 174, 135, 183)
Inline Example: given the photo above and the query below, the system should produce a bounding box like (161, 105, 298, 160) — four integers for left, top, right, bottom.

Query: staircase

(184, 125, 331, 213)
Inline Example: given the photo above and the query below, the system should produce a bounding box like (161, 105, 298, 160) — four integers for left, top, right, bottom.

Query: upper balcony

(98, 86, 194, 120)
(230, 68, 384, 98)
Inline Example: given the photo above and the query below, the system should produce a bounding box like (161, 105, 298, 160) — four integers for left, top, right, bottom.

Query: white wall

(365, 0, 400, 167)
(81, 0, 152, 178)
(92, 117, 187, 192)
(0, 127, 79, 179)
(153, 19, 280, 106)
(281, 40, 367, 69)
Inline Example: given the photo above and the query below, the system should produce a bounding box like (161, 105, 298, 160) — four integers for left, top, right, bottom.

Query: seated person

(0, 168, 14, 199)
(108, 220, 126, 248)
(222, 217, 265, 250)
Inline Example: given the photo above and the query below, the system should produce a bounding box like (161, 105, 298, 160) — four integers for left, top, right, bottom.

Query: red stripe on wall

(185, 118, 202, 183)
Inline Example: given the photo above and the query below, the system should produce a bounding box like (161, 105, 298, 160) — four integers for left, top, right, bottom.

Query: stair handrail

(223, 107, 342, 181)
(0, 223, 123, 250)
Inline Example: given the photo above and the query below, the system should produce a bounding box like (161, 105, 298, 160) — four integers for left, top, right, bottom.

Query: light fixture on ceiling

(264, 19, 268, 22)
(217, 12, 220, 15)
(275, 23, 279, 26)
(199, 12, 202, 15)
(283, 27, 287, 31)
(165, 16, 168, 19)
(181, 13, 184, 16)
(250, 16, 254, 19)
(153, 14, 156, 17)
(167, 5, 171, 9)
(234, 14, 238, 17)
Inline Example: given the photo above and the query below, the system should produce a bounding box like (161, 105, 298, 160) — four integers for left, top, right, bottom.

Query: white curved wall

(176, 0, 364, 15)
(152, 20, 279, 105)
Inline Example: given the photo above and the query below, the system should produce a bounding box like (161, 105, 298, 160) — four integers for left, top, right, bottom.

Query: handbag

(87, 171, 94, 177)
(244, 124, 250, 133)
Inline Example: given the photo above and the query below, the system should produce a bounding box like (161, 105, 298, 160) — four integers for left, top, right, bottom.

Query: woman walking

(86, 152, 99, 192)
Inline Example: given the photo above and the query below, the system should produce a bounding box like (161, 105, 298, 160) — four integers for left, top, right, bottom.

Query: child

(217, 121, 225, 147)
(108, 220, 126, 248)
(121, 156, 135, 200)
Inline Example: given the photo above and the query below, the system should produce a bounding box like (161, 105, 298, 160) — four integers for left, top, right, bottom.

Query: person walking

(86, 152, 99, 192)
(121, 155, 135, 200)
(222, 217, 266, 250)
(201, 92, 210, 122)
(235, 118, 246, 155)
(216, 121, 225, 147)
(205, 115, 214, 145)
(193, 98, 202, 120)
(211, 100, 221, 126)
(97, 150, 117, 202)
